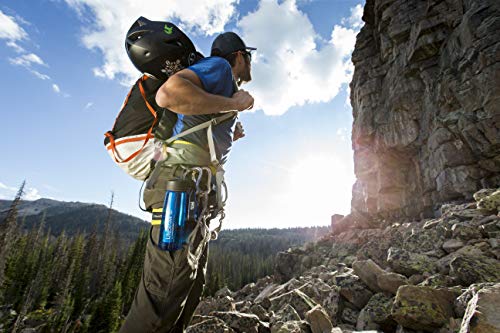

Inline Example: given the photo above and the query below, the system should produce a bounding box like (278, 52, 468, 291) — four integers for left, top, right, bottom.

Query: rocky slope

(349, 0, 500, 220)
(189, 188, 500, 332)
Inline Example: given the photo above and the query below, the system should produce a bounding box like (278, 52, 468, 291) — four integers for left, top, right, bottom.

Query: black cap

(211, 32, 256, 57)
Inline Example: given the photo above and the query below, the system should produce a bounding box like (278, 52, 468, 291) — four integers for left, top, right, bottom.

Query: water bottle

(158, 179, 197, 251)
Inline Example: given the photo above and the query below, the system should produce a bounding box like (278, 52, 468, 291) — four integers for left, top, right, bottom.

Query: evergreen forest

(0, 182, 329, 332)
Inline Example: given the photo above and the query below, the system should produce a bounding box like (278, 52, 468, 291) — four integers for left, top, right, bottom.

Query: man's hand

(233, 121, 246, 141)
(232, 90, 254, 111)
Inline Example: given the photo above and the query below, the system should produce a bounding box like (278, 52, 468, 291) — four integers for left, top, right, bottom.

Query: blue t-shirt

(172, 56, 236, 164)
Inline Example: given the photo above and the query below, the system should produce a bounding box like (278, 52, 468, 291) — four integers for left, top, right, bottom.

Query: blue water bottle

(158, 179, 197, 251)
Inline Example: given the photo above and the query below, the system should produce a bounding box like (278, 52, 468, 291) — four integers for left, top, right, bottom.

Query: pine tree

(96, 192, 114, 293)
(88, 281, 122, 333)
(0, 180, 25, 288)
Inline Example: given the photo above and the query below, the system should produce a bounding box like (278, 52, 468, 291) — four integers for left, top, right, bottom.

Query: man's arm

(155, 69, 253, 116)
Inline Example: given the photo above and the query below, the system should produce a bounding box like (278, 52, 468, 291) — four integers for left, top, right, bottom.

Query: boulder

(356, 293, 396, 332)
(376, 272, 408, 295)
(195, 296, 236, 316)
(334, 273, 374, 309)
(460, 283, 500, 333)
(272, 320, 311, 333)
(210, 311, 265, 333)
(270, 289, 317, 320)
(341, 307, 359, 325)
(305, 305, 333, 333)
(387, 247, 437, 276)
(297, 278, 340, 324)
(391, 285, 458, 331)
(270, 304, 301, 326)
(477, 189, 500, 212)
(215, 286, 234, 298)
(186, 316, 235, 333)
(419, 274, 458, 288)
(250, 304, 269, 322)
(353, 258, 410, 295)
(449, 254, 500, 285)
(352, 260, 384, 293)
(442, 239, 465, 253)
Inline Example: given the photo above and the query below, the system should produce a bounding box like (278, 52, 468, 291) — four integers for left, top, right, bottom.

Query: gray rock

(449, 254, 500, 285)
(215, 286, 233, 298)
(356, 293, 395, 332)
(460, 283, 500, 333)
(250, 304, 270, 322)
(270, 304, 301, 326)
(391, 285, 458, 331)
(335, 274, 374, 309)
(376, 271, 408, 295)
(387, 247, 437, 276)
(269, 289, 317, 320)
(451, 223, 483, 241)
(341, 307, 359, 325)
(195, 296, 236, 316)
(297, 278, 340, 324)
(352, 260, 384, 293)
(442, 239, 465, 253)
(210, 311, 264, 333)
(186, 316, 235, 333)
(272, 320, 311, 333)
(305, 305, 333, 333)
(419, 274, 458, 288)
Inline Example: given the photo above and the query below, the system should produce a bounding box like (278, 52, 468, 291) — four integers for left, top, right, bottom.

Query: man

(119, 31, 255, 333)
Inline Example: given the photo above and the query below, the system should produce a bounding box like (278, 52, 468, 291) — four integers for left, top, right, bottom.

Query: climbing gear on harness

(146, 109, 237, 276)
(146, 110, 237, 215)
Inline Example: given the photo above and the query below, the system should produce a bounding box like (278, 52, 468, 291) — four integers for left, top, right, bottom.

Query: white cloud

(9, 53, 47, 67)
(84, 102, 94, 110)
(52, 83, 61, 93)
(0, 182, 17, 192)
(0, 181, 42, 201)
(24, 187, 42, 200)
(9, 53, 51, 80)
(342, 4, 364, 29)
(0, 10, 28, 42)
(237, 0, 363, 115)
(0, 10, 57, 85)
(6, 41, 25, 53)
(336, 127, 349, 142)
(64, 0, 239, 83)
(30, 70, 51, 80)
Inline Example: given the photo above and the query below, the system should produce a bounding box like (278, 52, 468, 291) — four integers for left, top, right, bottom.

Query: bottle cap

(165, 179, 195, 192)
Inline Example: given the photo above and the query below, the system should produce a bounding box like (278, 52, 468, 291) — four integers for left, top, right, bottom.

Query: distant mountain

(0, 198, 149, 242)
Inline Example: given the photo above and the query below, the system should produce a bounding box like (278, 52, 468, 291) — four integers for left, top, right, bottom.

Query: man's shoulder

(189, 56, 231, 71)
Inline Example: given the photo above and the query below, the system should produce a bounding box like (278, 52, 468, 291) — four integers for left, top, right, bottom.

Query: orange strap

(105, 75, 159, 163)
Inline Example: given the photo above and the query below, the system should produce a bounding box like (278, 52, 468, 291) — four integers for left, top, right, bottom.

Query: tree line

(0, 181, 329, 332)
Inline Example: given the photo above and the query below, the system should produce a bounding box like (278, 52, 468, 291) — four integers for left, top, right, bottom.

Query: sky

(0, 0, 364, 229)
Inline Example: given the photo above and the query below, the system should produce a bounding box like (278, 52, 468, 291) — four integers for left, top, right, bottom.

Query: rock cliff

(349, 0, 499, 221)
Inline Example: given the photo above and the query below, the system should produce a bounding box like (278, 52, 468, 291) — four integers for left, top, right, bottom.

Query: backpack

(104, 75, 177, 180)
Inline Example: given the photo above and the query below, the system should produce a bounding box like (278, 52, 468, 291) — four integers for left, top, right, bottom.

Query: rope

(181, 166, 226, 278)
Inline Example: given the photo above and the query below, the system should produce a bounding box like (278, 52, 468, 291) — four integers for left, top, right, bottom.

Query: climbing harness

(147, 111, 236, 277)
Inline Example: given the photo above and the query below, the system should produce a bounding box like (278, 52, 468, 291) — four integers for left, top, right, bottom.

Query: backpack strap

(105, 75, 159, 163)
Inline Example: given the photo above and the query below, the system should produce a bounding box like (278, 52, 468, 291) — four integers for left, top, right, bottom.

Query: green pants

(119, 165, 209, 333)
